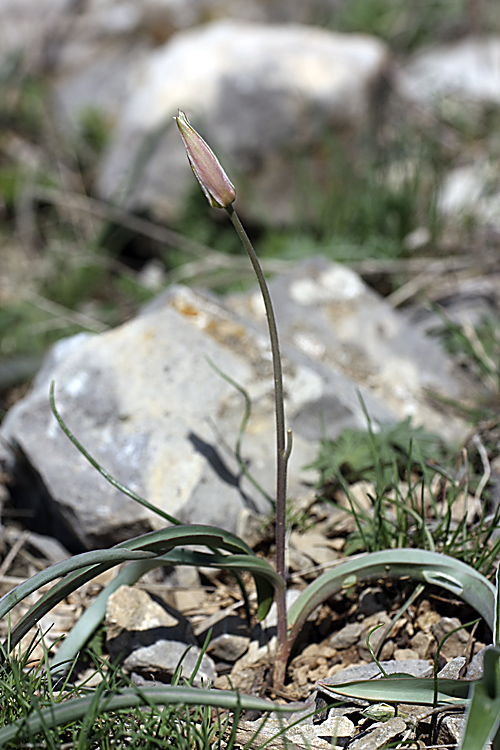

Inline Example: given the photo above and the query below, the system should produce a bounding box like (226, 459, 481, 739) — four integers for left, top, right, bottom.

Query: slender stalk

(225, 204, 290, 686)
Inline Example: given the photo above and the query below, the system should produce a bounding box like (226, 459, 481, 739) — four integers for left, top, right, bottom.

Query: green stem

(225, 205, 289, 683)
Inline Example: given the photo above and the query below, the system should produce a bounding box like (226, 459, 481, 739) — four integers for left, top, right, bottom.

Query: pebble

(348, 717, 407, 750)
(122, 639, 216, 687)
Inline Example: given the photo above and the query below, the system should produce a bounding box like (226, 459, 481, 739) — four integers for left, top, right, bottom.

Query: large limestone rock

(96, 20, 390, 225)
(0, 260, 479, 550)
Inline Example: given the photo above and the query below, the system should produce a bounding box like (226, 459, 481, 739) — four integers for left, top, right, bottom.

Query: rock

(397, 35, 500, 109)
(206, 632, 250, 663)
(437, 715, 464, 746)
(289, 529, 341, 566)
(104, 584, 216, 686)
(392, 648, 420, 661)
(96, 20, 389, 226)
(410, 631, 435, 660)
(227, 257, 479, 442)
(329, 623, 366, 650)
(0, 260, 479, 547)
(106, 585, 194, 661)
(238, 712, 355, 750)
(437, 159, 500, 231)
(196, 613, 251, 663)
(122, 639, 217, 686)
(0, 285, 319, 546)
(437, 656, 466, 680)
(466, 647, 486, 680)
(348, 717, 406, 750)
(169, 565, 206, 614)
(356, 612, 391, 661)
(432, 617, 469, 661)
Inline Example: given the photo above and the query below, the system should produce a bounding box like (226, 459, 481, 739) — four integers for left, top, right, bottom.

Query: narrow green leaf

(460, 680, 500, 750)
(51, 550, 280, 671)
(318, 676, 471, 706)
(0, 685, 299, 744)
(4, 526, 269, 657)
(287, 550, 495, 647)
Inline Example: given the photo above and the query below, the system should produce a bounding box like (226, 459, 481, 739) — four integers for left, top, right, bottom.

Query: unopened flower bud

(175, 110, 236, 209)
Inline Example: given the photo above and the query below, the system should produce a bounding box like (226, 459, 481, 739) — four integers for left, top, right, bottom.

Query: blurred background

(1, 0, 500, 417)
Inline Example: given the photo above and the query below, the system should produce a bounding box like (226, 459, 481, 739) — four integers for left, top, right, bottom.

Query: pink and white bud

(175, 110, 236, 209)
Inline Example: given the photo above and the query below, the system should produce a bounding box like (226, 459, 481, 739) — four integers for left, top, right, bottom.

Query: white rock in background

(398, 35, 500, 107)
(96, 20, 389, 225)
(438, 159, 500, 230)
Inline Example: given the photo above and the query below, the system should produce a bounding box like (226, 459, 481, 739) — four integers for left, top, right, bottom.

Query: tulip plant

(0, 110, 499, 748)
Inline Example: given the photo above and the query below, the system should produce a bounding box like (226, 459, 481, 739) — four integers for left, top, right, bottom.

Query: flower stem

(225, 205, 289, 685)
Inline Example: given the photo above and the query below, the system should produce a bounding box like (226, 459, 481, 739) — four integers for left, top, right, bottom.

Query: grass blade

(0, 685, 299, 744)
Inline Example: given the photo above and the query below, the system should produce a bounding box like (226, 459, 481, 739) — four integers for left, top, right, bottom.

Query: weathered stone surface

(0, 260, 479, 548)
(437, 656, 466, 680)
(348, 717, 406, 750)
(227, 257, 478, 441)
(104, 585, 217, 685)
(329, 623, 365, 650)
(432, 617, 469, 661)
(466, 647, 485, 680)
(96, 20, 389, 225)
(436, 715, 464, 746)
(397, 35, 500, 108)
(106, 585, 194, 661)
(207, 632, 250, 662)
(0, 283, 325, 547)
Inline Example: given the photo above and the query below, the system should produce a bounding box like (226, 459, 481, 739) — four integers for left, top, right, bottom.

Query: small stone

(170, 565, 206, 614)
(416, 601, 442, 633)
(466, 648, 486, 680)
(362, 704, 396, 722)
(122, 640, 216, 687)
(357, 613, 390, 661)
(316, 715, 355, 742)
(207, 633, 250, 662)
(437, 714, 465, 746)
(348, 717, 407, 750)
(378, 640, 395, 661)
(432, 617, 469, 660)
(410, 631, 435, 659)
(106, 586, 193, 661)
(393, 648, 420, 661)
(437, 656, 466, 680)
(329, 623, 365, 649)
